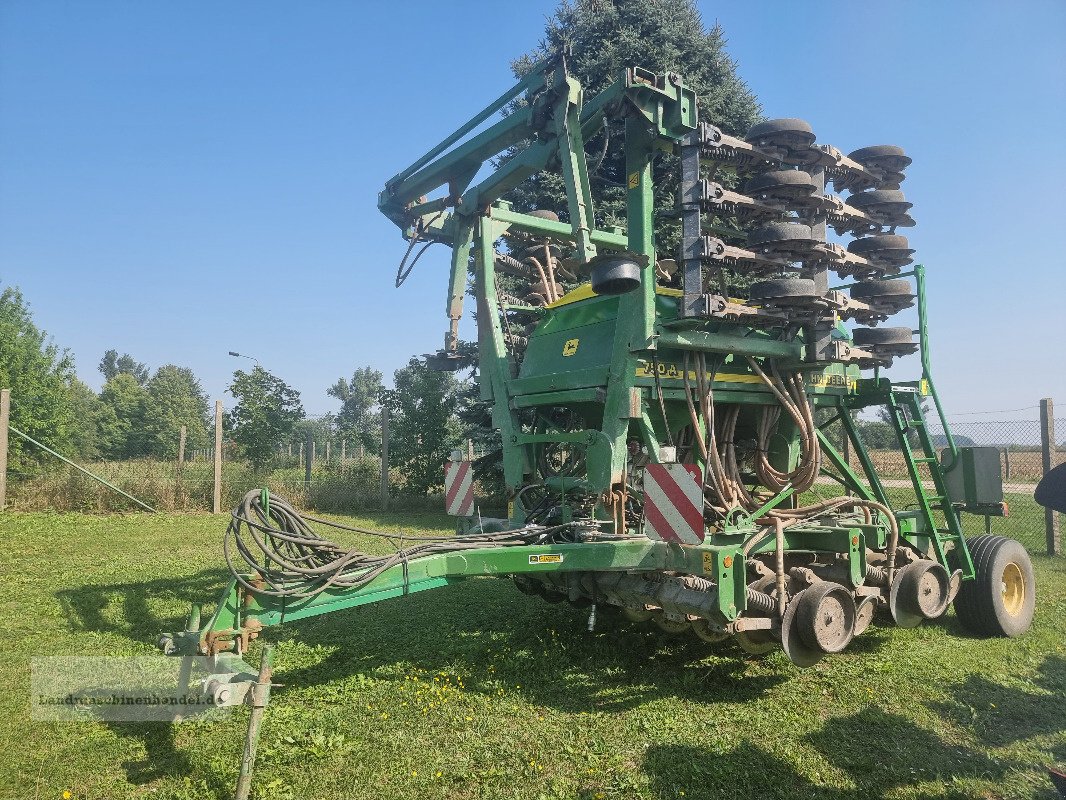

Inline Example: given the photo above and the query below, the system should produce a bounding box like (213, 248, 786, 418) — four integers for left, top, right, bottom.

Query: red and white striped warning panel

(444, 460, 475, 517)
(642, 463, 705, 544)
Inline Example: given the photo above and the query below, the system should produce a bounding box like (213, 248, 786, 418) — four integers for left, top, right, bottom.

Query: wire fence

(0, 389, 1062, 554)
(817, 414, 1064, 554)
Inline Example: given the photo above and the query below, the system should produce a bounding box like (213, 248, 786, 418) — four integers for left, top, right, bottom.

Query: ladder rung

(914, 457, 937, 463)
(924, 496, 946, 503)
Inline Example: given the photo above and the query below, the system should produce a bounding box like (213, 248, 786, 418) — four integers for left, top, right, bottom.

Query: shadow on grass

(929, 655, 1066, 747)
(264, 578, 792, 713)
(54, 567, 230, 642)
(642, 708, 1014, 800)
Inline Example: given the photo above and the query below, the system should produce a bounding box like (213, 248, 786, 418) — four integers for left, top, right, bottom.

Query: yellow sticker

(529, 554, 564, 565)
(562, 338, 579, 356)
(919, 378, 930, 396)
(627, 172, 640, 189)
(702, 552, 714, 574)
(507, 501, 514, 519)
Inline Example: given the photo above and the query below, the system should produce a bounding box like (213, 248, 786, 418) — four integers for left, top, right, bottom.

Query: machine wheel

(850, 279, 912, 299)
(954, 535, 1036, 637)
(796, 583, 856, 653)
(528, 209, 560, 222)
(750, 278, 819, 303)
(847, 234, 912, 256)
(744, 170, 817, 197)
(745, 118, 816, 144)
(846, 189, 912, 211)
(848, 144, 912, 172)
(890, 560, 951, 627)
(748, 221, 815, 247)
(781, 583, 856, 667)
(652, 611, 690, 634)
(852, 326, 914, 346)
(735, 629, 777, 655)
(690, 617, 730, 643)
(853, 595, 877, 635)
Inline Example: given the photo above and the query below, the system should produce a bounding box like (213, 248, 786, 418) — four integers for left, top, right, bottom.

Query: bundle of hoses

(224, 490, 565, 600)
(679, 352, 899, 588)
(682, 352, 821, 515)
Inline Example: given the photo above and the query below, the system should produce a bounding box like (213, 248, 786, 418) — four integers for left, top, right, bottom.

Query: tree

(382, 358, 461, 495)
(292, 415, 336, 457)
(328, 367, 384, 453)
(506, 0, 761, 243)
(143, 365, 211, 458)
(99, 349, 149, 386)
(225, 367, 304, 467)
(0, 285, 78, 468)
(65, 379, 110, 460)
(98, 373, 149, 459)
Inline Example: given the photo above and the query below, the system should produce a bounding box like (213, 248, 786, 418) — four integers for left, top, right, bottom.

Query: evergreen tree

(506, 0, 761, 243)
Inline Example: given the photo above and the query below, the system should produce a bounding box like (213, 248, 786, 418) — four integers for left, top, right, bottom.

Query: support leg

(234, 644, 274, 800)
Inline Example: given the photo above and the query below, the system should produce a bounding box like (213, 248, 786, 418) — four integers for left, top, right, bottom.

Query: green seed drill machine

(158, 56, 1036, 790)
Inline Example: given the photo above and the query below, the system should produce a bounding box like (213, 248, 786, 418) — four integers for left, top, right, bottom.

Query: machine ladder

(885, 386, 974, 578)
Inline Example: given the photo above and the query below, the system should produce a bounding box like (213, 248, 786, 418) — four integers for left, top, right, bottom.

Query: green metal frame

(166, 60, 983, 662)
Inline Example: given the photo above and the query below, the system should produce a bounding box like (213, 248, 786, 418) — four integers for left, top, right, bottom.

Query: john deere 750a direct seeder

(159, 55, 1035, 793)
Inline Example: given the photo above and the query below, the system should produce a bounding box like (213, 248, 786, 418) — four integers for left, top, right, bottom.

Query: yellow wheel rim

(1002, 562, 1025, 616)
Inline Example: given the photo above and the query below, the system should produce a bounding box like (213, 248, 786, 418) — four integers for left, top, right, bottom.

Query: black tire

(851, 279, 913, 299)
(744, 170, 816, 194)
(846, 189, 911, 210)
(848, 234, 912, 255)
(528, 209, 560, 222)
(750, 278, 818, 301)
(748, 221, 815, 246)
(849, 145, 912, 169)
(852, 326, 913, 346)
(746, 118, 815, 141)
(954, 535, 1036, 637)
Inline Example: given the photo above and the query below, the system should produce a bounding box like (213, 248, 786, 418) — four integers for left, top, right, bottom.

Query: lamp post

(228, 351, 261, 368)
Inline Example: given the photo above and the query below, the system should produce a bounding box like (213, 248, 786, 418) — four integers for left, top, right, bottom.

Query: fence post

(213, 401, 223, 514)
(304, 430, 313, 488)
(1040, 398, 1060, 556)
(178, 425, 187, 469)
(380, 406, 390, 511)
(0, 389, 9, 511)
(1002, 447, 1011, 481)
(358, 443, 365, 459)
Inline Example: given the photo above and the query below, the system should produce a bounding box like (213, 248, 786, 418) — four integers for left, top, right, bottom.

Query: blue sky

(1, 1, 1063, 419)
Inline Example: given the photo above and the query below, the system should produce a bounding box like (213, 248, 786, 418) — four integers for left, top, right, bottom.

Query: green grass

(0, 500, 1063, 800)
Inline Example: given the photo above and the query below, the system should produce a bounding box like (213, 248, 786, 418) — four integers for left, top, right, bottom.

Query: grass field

(1, 497, 1064, 800)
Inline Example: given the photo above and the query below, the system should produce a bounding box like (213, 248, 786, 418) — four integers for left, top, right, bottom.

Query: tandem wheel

(954, 535, 1036, 638)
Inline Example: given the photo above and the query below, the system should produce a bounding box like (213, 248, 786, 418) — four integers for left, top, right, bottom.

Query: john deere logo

(562, 339, 579, 356)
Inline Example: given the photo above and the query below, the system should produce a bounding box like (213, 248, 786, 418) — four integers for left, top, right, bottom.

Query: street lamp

(228, 351, 261, 367)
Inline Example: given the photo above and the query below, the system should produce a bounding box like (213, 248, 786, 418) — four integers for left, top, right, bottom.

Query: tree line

(0, 283, 468, 494)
